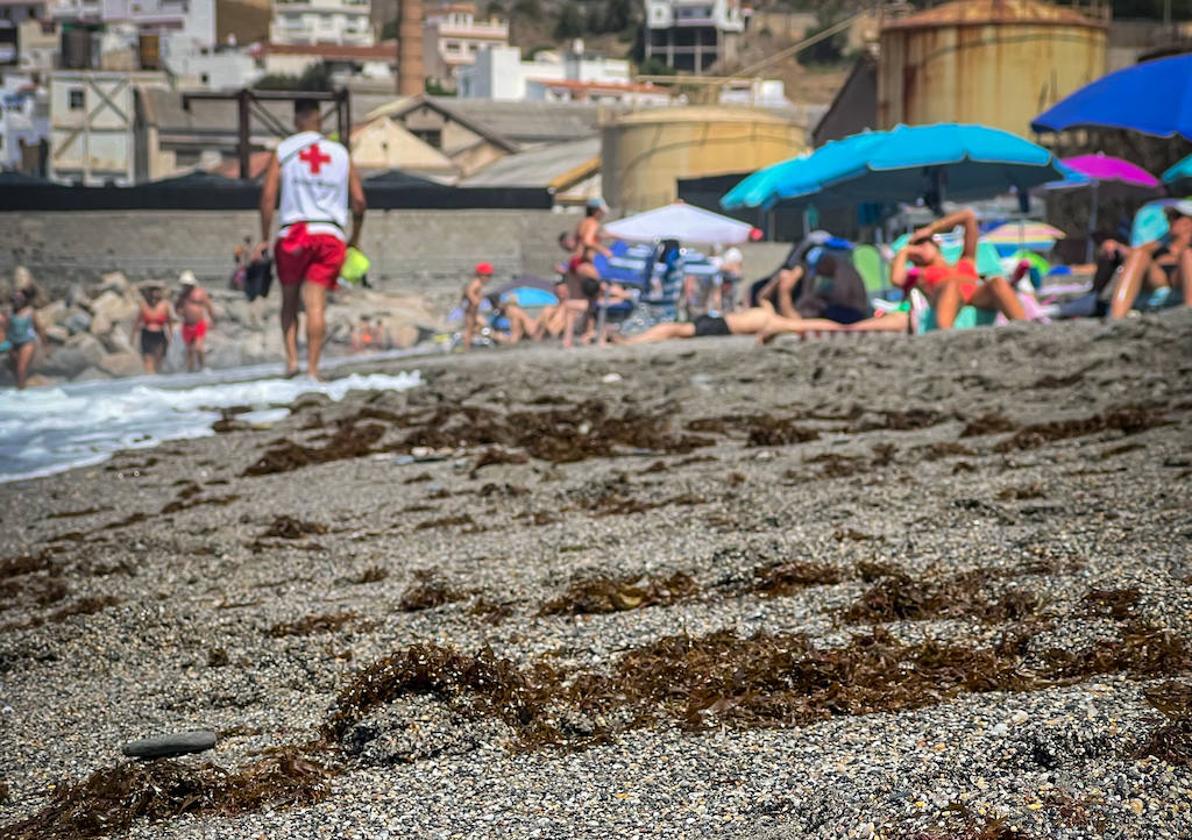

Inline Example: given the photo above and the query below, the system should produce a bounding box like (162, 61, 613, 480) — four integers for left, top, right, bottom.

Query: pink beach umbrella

(1060, 154, 1160, 189)
(1049, 153, 1160, 261)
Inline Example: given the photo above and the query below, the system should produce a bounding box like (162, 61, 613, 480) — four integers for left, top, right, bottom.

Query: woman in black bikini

(131, 285, 174, 374)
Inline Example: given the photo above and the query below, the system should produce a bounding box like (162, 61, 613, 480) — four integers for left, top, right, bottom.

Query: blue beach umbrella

(1162, 154, 1192, 190)
(722, 123, 1062, 211)
(1031, 54, 1192, 140)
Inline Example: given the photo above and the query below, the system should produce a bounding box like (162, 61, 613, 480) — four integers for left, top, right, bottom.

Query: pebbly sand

(0, 311, 1190, 839)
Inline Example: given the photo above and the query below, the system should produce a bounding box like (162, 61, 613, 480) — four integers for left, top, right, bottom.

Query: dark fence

(0, 175, 554, 212)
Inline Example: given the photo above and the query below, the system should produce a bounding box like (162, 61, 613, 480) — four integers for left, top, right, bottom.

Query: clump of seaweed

(321, 643, 559, 743)
(263, 515, 329, 540)
(0, 549, 55, 579)
(244, 418, 387, 476)
(852, 408, 945, 432)
(470, 598, 514, 625)
(1083, 587, 1140, 620)
(1135, 680, 1192, 766)
(3, 747, 332, 840)
(747, 561, 844, 598)
(398, 571, 465, 612)
(0, 575, 69, 611)
(48, 595, 120, 623)
(745, 415, 820, 447)
(961, 413, 1019, 437)
(841, 569, 1041, 625)
(268, 611, 357, 638)
(414, 513, 478, 531)
(539, 571, 698, 616)
(344, 566, 389, 585)
(1039, 622, 1190, 681)
(993, 405, 1166, 452)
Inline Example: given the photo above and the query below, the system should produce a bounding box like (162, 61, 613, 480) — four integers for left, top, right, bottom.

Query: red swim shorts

(274, 223, 347, 290)
(181, 320, 208, 346)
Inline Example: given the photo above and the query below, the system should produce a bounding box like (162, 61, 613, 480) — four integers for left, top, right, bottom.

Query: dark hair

(816, 253, 837, 276)
(12, 288, 29, 309)
(585, 206, 601, 218)
(1166, 207, 1190, 223)
(294, 98, 320, 118)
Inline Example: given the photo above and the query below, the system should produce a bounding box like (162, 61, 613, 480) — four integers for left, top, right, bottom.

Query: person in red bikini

(891, 208, 1025, 330)
(130, 284, 174, 374)
(259, 98, 366, 379)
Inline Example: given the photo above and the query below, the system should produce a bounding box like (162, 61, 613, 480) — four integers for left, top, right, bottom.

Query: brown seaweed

(397, 573, 465, 612)
(539, 571, 698, 616)
(1082, 588, 1140, 620)
(842, 569, 1042, 625)
(263, 515, 329, 540)
(993, 406, 1166, 452)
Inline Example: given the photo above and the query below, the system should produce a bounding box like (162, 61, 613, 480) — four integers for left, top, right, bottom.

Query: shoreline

(1, 312, 1190, 839)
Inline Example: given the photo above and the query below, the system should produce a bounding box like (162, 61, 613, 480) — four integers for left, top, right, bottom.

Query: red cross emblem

(299, 144, 331, 175)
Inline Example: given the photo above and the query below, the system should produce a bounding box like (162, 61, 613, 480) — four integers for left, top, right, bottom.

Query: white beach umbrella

(605, 201, 757, 246)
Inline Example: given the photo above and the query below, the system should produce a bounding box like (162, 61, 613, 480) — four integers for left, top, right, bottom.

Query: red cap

(475, 262, 494, 276)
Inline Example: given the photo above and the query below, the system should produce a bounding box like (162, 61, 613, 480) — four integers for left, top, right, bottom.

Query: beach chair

(852, 245, 887, 295)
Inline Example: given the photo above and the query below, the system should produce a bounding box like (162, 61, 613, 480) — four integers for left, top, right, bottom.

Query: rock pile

(3, 269, 443, 387)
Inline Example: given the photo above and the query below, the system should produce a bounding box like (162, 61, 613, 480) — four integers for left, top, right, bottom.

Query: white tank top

(276, 131, 350, 241)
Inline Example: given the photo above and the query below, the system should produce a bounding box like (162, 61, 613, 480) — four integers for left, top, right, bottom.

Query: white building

(251, 40, 392, 82)
(1, 76, 49, 171)
(459, 43, 630, 102)
(526, 77, 671, 107)
(269, 0, 375, 47)
(422, 1, 507, 90)
(46, 0, 101, 21)
(644, 0, 746, 74)
(101, 0, 216, 49)
(166, 43, 260, 89)
(48, 70, 166, 184)
(15, 18, 59, 74)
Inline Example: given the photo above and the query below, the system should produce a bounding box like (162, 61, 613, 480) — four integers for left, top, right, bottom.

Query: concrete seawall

(1, 209, 793, 304)
(0, 209, 574, 299)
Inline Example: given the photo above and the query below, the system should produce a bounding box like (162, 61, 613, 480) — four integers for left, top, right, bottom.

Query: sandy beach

(1, 311, 1190, 839)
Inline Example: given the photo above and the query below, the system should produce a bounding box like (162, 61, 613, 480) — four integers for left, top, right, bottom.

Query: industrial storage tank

(878, 0, 1107, 138)
(602, 106, 805, 213)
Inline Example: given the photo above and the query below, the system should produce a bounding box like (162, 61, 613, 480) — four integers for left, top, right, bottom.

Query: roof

(426, 96, 601, 147)
(213, 151, 273, 179)
(881, 0, 1107, 31)
(460, 136, 599, 188)
(140, 87, 295, 139)
(251, 41, 398, 62)
(365, 95, 521, 151)
(528, 78, 667, 96)
(607, 105, 796, 127)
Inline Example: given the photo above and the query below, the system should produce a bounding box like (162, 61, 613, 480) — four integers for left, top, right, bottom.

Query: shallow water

(0, 359, 423, 483)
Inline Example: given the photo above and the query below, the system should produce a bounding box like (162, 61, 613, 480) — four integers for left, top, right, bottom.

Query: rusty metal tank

(878, 0, 1108, 138)
(602, 106, 805, 213)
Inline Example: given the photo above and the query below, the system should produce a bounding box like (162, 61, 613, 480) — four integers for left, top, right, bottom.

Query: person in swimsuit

(460, 262, 494, 350)
(891, 208, 1025, 330)
(562, 246, 603, 348)
(174, 273, 216, 372)
(574, 197, 612, 261)
(1106, 202, 1192, 319)
(615, 301, 841, 345)
(131, 285, 173, 374)
(2, 288, 49, 389)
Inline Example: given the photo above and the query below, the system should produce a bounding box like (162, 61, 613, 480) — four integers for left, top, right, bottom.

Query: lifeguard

(259, 97, 367, 379)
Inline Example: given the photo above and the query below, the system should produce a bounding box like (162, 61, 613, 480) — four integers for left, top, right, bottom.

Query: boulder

(37, 299, 66, 326)
(73, 366, 112, 382)
(91, 290, 137, 326)
(99, 352, 143, 378)
(101, 328, 135, 355)
(62, 309, 92, 335)
(41, 333, 106, 377)
(89, 310, 113, 336)
(44, 325, 69, 346)
(97, 271, 130, 295)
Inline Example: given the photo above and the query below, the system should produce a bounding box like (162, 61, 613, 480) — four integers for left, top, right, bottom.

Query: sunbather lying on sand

(614, 302, 841, 345)
(892, 208, 1025, 330)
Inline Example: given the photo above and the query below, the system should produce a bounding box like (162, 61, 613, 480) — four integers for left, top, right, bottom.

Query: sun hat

(178, 270, 197, 286)
(586, 196, 608, 211)
(475, 262, 494, 276)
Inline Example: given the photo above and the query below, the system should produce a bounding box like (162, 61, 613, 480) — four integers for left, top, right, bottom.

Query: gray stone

(41, 333, 106, 377)
(62, 309, 92, 335)
(122, 730, 217, 760)
(99, 352, 144, 378)
(90, 290, 136, 326)
(72, 366, 112, 382)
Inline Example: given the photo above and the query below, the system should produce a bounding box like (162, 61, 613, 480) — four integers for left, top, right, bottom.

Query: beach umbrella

(604, 201, 756, 246)
(1045, 154, 1159, 261)
(982, 221, 1065, 257)
(721, 123, 1063, 212)
(1031, 54, 1192, 140)
(1162, 153, 1192, 193)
